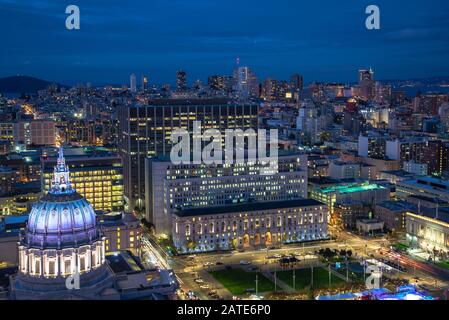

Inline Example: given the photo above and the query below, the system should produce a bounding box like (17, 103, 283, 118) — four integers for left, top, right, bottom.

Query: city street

(139, 228, 449, 300)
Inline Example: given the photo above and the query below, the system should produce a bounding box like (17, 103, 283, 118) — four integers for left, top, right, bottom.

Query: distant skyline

(1, 0, 449, 85)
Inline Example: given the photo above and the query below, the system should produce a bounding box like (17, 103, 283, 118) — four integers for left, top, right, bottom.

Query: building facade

(310, 182, 390, 215)
(406, 210, 449, 255)
(146, 153, 308, 236)
(41, 148, 124, 213)
(118, 99, 259, 210)
(172, 199, 328, 253)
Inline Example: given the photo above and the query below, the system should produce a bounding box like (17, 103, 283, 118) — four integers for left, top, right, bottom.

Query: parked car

(240, 260, 251, 265)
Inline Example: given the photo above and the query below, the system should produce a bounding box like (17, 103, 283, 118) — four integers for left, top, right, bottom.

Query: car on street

(240, 260, 251, 265)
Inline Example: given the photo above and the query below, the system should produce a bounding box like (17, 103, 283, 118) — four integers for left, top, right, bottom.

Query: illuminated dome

(25, 148, 100, 248)
(16, 147, 106, 280)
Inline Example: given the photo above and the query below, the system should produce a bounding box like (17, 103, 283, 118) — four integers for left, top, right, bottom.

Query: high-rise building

(118, 99, 259, 210)
(13, 120, 56, 147)
(176, 70, 187, 92)
(208, 75, 234, 93)
(145, 153, 308, 235)
(420, 94, 449, 116)
(130, 73, 137, 93)
(233, 66, 259, 99)
(41, 147, 124, 213)
(141, 75, 149, 92)
(290, 74, 303, 92)
(358, 68, 375, 100)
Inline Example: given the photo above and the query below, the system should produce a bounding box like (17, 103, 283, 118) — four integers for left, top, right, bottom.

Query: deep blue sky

(1, 0, 449, 86)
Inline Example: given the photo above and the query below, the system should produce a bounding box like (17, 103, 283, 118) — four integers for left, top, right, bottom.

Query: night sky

(1, 0, 449, 85)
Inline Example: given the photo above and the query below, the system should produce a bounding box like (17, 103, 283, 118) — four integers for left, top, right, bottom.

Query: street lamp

(293, 269, 296, 291)
(255, 273, 259, 296)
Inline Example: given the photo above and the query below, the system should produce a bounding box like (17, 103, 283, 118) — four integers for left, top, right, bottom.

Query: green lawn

(210, 268, 279, 295)
(436, 261, 449, 270)
(393, 243, 409, 251)
(276, 268, 345, 291)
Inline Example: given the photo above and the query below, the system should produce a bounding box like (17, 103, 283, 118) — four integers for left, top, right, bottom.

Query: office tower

(290, 74, 303, 92)
(118, 98, 259, 210)
(146, 153, 308, 235)
(208, 75, 233, 93)
(420, 94, 449, 116)
(130, 73, 137, 93)
(233, 66, 259, 99)
(141, 75, 149, 92)
(375, 82, 392, 103)
(358, 68, 375, 100)
(262, 78, 279, 101)
(13, 120, 56, 146)
(41, 147, 124, 212)
(358, 133, 388, 159)
(176, 70, 187, 92)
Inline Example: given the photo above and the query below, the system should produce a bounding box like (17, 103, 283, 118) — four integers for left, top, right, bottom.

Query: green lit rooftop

(316, 183, 386, 195)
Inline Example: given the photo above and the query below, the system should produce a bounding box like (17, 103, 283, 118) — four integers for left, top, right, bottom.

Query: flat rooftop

(139, 98, 256, 106)
(408, 207, 449, 225)
(106, 251, 145, 274)
(381, 170, 414, 177)
(401, 176, 449, 192)
(175, 199, 325, 217)
(377, 200, 417, 212)
(316, 183, 386, 195)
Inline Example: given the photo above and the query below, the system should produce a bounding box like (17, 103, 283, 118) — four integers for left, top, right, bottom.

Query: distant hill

(0, 76, 66, 94)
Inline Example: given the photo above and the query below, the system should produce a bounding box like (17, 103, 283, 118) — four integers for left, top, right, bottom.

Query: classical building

(172, 199, 328, 253)
(10, 148, 113, 299)
(9, 148, 178, 300)
(406, 208, 449, 255)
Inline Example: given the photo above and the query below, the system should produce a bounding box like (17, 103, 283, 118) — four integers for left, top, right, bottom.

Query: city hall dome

(24, 148, 101, 249)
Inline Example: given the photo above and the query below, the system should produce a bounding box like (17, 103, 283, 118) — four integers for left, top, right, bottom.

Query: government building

(9, 148, 178, 300)
(173, 199, 328, 253)
(146, 152, 308, 236)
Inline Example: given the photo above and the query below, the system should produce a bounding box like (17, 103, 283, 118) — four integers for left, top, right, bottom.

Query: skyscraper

(130, 73, 137, 93)
(176, 70, 187, 92)
(358, 68, 375, 100)
(118, 99, 259, 210)
(290, 74, 303, 92)
(233, 66, 259, 99)
(141, 75, 149, 92)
